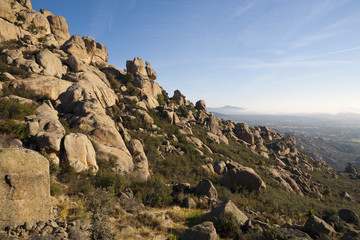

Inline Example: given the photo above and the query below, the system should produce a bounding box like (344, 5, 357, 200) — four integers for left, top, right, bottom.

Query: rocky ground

(1, 1, 360, 239)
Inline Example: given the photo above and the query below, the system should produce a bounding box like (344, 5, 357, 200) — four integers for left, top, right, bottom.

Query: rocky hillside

(1, 1, 360, 239)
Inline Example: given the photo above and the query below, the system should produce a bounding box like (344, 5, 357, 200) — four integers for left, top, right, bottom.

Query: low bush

(214, 212, 242, 238)
(132, 175, 172, 207)
(0, 99, 36, 119)
(0, 120, 29, 139)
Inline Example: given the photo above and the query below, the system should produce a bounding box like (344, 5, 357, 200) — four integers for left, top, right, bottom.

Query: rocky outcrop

(126, 57, 162, 99)
(234, 123, 254, 145)
(0, 148, 51, 230)
(303, 215, 335, 237)
(63, 133, 98, 172)
(66, 54, 86, 72)
(220, 162, 266, 191)
(145, 61, 157, 80)
(0, 18, 28, 42)
(180, 221, 219, 240)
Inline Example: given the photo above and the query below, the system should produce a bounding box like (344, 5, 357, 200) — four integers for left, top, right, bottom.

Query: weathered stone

(0, 18, 28, 42)
(18, 9, 51, 34)
(173, 90, 186, 105)
(213, 161, 227, 175)
(183, 197, 196, 209)
(66, 54, 86, 72)
(180, 221, 219, 240)
(13, 57, 42, 73)
(303, 215, 335, 237)
(0, 148, 51, 230)
(205, 200, 248, 226)
(64, 133, 98, 172)
(36, 49, 66, 78)
(17, 0, 32, 9)
(127, 139, 150, 181)
(61, 35, 88, 60)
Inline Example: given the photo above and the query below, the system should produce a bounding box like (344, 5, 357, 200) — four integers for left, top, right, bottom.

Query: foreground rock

(180, 221, 219, 240)
(0, 148, 51, 230)
(339, 209, 360, 225)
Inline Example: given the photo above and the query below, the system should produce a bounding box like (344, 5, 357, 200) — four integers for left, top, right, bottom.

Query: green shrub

(0, 99, 36, 119)
(0, 85, 47, 100)
(167, 234, 178, 240)
(244, 228, 287, 240)
(106, 73, 121, 90)
(50, 182, 62, 196)
(95, 168, 129, 195)
(0, 57, 31, 78)
(214, 212, 242, 238)
(122, 72, 134, 84)
(86, 188, 115, 240)
(17, 14, 26, 22)
(126, 82, 140, 96)
(1, 119, 30, 139)
(157, 94, 165, 105)
(38, 36, 48, 44)
(132, 175, 172, 207)
(178, 105, 189, 118)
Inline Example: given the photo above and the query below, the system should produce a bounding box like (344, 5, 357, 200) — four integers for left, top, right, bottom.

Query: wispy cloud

(302, 46, 360, 60)
(226, 1, 257, 21)
(306, 0, 348, 21)
(290, 32, 338, 48)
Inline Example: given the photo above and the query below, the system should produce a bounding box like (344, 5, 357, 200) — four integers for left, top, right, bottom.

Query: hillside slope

(1, 1, 360, 239)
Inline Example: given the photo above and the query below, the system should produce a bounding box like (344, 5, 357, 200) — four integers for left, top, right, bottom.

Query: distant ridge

(207, 105, 246, 115)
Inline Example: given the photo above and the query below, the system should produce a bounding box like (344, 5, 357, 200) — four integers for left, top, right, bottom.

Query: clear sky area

(32, 0, 360, 114)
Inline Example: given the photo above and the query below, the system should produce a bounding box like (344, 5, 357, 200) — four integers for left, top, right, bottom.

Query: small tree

(86, 188, 115, 240)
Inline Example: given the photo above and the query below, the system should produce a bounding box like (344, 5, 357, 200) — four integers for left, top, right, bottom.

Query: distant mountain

(207, 105, 246, 115)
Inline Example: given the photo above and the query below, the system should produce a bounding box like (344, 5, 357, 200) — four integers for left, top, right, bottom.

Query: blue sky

(32, 0, 360, 114)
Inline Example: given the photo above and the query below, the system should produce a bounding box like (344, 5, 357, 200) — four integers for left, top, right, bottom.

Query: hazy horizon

(32, 0, 360, 114)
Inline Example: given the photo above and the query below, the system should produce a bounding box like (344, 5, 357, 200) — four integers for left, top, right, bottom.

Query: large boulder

(64, 133, 98, 172)
(17, 0, 32, 9)
(47, 15, 70, 45)
(36, 49, 66, 78)
(193, 179, 218, 202)
(179, 221, 219, 240)
(205, 200, 249, 225)
(220, 163, 266, 191)
(0, 148, 51, 230)
(66, 54, 86, 72)
(339, 209, 360, 225)
(173, 90, 186, 105)
(234, 123, 254, 145)
(126, 57, 148, 79)
(61, 35, 88, 60)
(303, 215, 335, 237)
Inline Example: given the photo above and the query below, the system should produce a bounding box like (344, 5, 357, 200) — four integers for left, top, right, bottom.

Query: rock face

(303, 215, 335, 237)
(0, 148, 51, 230)
(180, 221, 219, 240)
(63, 133, 98, 172)
(205, 200, 249, 225)
(220, 163, 266, 191)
